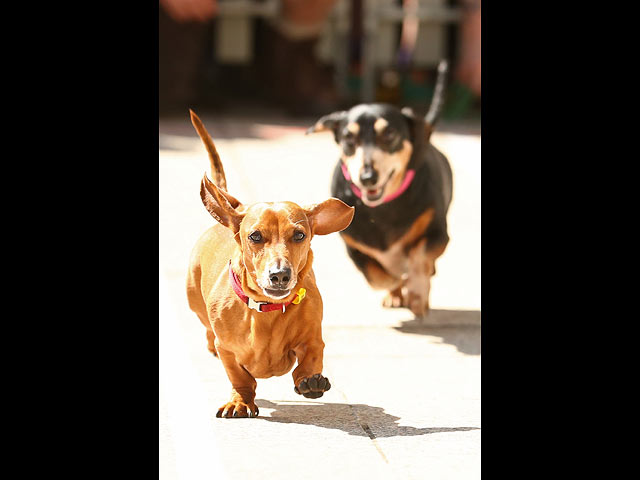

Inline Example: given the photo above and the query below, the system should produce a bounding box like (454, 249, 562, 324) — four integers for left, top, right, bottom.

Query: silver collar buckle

(247, 297, 269, 312)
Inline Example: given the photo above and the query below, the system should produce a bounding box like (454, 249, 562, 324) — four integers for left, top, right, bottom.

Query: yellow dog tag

(292, 288, 306, 305)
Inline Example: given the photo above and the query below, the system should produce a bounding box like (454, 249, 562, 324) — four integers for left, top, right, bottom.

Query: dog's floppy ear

(200, 173, 244, 233)
(217, 186, 243, 210)
(306, 111, 347, 143)
(305, 198, 354, 236)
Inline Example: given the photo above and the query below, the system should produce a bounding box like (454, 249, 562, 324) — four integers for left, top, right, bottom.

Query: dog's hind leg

(186, 260, 217, 356)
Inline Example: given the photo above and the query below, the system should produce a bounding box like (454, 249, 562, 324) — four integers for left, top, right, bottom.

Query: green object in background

(344, 73, 479, 122)
(346, 75, 362, 99)
(401, 75, 476, 121)
(401, 77, 433, 106)
(443, 82, 475, 121)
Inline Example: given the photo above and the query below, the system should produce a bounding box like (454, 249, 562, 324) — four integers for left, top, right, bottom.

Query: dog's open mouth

(363, 169, 395, 203)
(262, 288, 291, 300)
(365, 188, 384, 201)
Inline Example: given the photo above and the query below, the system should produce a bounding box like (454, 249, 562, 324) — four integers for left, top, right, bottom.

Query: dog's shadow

(255, 399, 479, 438)
(393, 309, 481, 356)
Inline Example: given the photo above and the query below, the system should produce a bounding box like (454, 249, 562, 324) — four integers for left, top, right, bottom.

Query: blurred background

(159, 0, 481, 122)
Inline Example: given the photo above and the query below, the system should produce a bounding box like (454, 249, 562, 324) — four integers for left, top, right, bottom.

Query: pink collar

(228, 262, 301, 313)
(340, 163, 415, 205)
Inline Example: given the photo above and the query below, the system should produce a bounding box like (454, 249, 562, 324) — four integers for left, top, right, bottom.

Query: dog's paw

(216, 401, 259, 418)
(294, 373, 331, 399)
(407, 291, 430, 317)
(382, 290, 406, 308)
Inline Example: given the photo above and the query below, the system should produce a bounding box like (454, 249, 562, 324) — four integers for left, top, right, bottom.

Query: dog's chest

(215, 311, 298, 378)
(242, 339, 297, 379)
(246, 344, 297, 379)
(345, 202, 417, 248)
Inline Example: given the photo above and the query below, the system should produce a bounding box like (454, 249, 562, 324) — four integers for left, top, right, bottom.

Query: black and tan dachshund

(306, 61, 452, 316)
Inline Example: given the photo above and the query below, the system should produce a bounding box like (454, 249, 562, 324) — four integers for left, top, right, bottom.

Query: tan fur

(186, 111, 354, 418)
(373, 117, 389, 133)
(363, 260, 403, 291)
(346, 122, 360, 135)
(341, 207, 435, 279)
(190, 109, 228, 191)
(341, 140, 413, 207)
(341, 207, 444, 316)
(382, 140, 414, 197)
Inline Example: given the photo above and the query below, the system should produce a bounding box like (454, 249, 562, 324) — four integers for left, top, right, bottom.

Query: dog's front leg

(216, 347, 259, 418)
(406, 238, 439, 317)
(292, 340, 331, 399)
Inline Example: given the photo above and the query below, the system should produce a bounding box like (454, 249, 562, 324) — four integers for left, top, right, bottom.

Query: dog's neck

(230, 248, 315, 304)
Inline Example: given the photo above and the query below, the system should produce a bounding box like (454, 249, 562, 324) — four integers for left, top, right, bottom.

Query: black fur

(309, 61, 452, 305)
(330, 117, 452, 254)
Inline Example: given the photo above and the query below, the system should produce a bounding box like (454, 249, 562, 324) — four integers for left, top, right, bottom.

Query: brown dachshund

(186, 110, 354, 418)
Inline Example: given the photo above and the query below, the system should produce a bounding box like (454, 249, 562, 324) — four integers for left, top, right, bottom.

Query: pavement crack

(345, 400, 389, 464)
(358, 420, 376, 440)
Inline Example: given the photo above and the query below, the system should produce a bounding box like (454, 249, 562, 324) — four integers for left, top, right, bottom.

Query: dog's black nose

(360, 167, 378, 187)
(269, 267, 291, 288)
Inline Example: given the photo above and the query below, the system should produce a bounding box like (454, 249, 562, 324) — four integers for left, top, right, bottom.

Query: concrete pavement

(159, 112, 481, 480)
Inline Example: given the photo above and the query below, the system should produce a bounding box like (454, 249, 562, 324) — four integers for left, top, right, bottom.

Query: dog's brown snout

(268, 266, 292, 288)
(360, 166, 378, 187)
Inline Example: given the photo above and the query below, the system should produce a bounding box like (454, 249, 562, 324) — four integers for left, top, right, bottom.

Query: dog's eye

(293, 231, 306, 242)
(381, 128, 396, 141)
(248, 231, 263, 243)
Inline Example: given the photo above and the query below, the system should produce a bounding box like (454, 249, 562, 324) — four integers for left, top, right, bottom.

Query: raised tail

(425, 60, 449, 129)
(189, 109, 227, 191)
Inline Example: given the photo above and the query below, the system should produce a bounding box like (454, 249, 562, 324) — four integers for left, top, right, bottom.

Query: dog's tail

(189, 109, 227, 191)
(425, 60, 449, 129)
